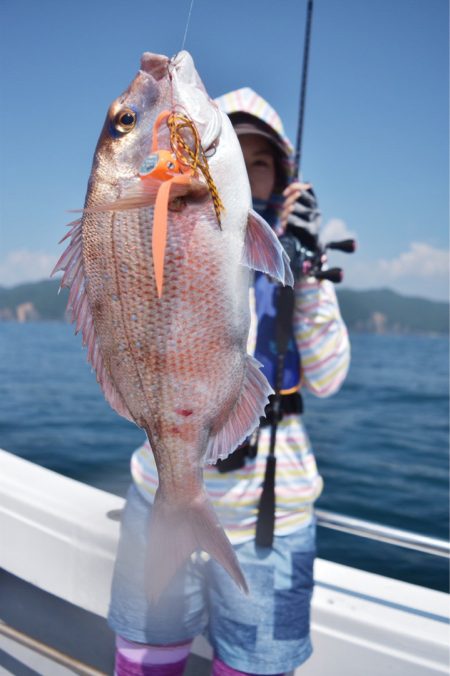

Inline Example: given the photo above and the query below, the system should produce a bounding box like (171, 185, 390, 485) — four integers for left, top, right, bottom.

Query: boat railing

(315, 509, 450, 558)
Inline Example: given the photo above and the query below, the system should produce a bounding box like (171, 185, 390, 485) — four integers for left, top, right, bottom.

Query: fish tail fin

(146, 491, 248, 603)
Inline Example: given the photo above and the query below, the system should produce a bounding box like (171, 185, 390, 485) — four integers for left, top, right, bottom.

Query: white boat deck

(0, 449, 448, 675)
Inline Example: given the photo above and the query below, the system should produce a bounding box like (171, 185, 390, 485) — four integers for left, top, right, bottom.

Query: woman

(108, 88, 350, 676)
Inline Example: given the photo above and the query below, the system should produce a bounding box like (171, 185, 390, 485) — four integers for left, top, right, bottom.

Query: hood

(215, 87, 295, 185)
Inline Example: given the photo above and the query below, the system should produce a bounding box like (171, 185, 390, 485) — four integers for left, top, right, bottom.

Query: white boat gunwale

(1, 448, 448, 676)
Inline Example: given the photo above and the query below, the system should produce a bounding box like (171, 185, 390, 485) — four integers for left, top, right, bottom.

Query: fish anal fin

(242, 209, 294, 287)
(204, 355, 274, 465)
(146, 491, 248, 603)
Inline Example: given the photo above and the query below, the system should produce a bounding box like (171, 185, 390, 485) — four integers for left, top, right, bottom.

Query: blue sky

(0, 0, 448, 300)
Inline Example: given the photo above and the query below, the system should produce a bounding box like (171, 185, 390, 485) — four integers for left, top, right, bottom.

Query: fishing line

(181, 0, 195, 51)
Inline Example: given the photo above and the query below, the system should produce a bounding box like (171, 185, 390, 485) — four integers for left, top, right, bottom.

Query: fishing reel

(279, 227, 356, 283)
(279, 186, 356, 283)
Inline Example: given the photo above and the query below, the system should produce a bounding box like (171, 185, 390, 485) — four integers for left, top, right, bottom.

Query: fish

(53, 50, 293, 601)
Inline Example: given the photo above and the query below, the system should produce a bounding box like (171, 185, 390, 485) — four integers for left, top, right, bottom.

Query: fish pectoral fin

(146, 492, 248, 603)
(242, 209, 294, 287)
(204, 355, 274, 465)
(81, 177, 209, 213)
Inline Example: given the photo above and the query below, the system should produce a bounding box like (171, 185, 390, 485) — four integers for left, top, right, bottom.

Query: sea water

(0, 323, 448, 592)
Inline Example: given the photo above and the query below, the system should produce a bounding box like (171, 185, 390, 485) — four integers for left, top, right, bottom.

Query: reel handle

(326, 239, 357, 253)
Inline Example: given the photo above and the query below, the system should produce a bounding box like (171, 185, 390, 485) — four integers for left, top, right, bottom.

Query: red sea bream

(53, 50, 293, 600)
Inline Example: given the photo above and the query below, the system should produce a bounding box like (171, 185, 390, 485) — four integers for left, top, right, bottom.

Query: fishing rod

(294, 0, 314, 177)
(290, 0, 356, 284)
(255, 0, 355, 548)
(255, 0, 316, 548)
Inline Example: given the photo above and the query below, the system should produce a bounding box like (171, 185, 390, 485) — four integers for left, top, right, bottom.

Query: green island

(0, 279, 448, 335)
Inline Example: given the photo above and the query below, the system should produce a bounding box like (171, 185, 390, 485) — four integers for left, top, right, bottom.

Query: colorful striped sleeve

(246, 285, 257, 355)
(294, 277, 350, 397)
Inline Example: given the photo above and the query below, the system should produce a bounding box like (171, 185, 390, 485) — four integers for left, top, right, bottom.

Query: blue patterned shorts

(108, 485, 316, 674)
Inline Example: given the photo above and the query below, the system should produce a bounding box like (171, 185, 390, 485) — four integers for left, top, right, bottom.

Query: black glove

(286, 186, 321, 252)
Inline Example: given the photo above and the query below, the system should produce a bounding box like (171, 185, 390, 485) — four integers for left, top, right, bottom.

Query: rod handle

(315, 267, 343, 283)
(255, 455, 277, 548)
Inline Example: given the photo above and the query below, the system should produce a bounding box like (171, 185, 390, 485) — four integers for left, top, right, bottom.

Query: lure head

(139, 150, 182, 182)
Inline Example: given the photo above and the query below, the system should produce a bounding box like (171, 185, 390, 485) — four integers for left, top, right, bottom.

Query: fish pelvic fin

(146, 491, 248, 603)
(242, 209, 294, 287)
(204, 355, 274, 465)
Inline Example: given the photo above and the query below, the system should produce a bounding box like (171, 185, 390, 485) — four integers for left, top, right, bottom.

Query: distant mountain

(337, 287, 449, 334)
(0, 279, 448, 334)
(0, 280, 69, 322)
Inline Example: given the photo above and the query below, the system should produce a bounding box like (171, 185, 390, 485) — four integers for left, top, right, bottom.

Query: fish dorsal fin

(204, 355, 273, 465)
(242, 209, 294, 287)
(52, 219, 133, 422)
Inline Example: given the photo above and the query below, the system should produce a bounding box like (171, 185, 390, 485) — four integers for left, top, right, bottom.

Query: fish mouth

(140, 52, 170, 81)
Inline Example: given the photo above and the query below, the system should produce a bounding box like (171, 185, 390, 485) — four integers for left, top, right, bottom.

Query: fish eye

(113, 108, 137, 134)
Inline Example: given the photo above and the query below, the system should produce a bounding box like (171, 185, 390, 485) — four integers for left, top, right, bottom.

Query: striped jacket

(130, 89, 350, 543)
